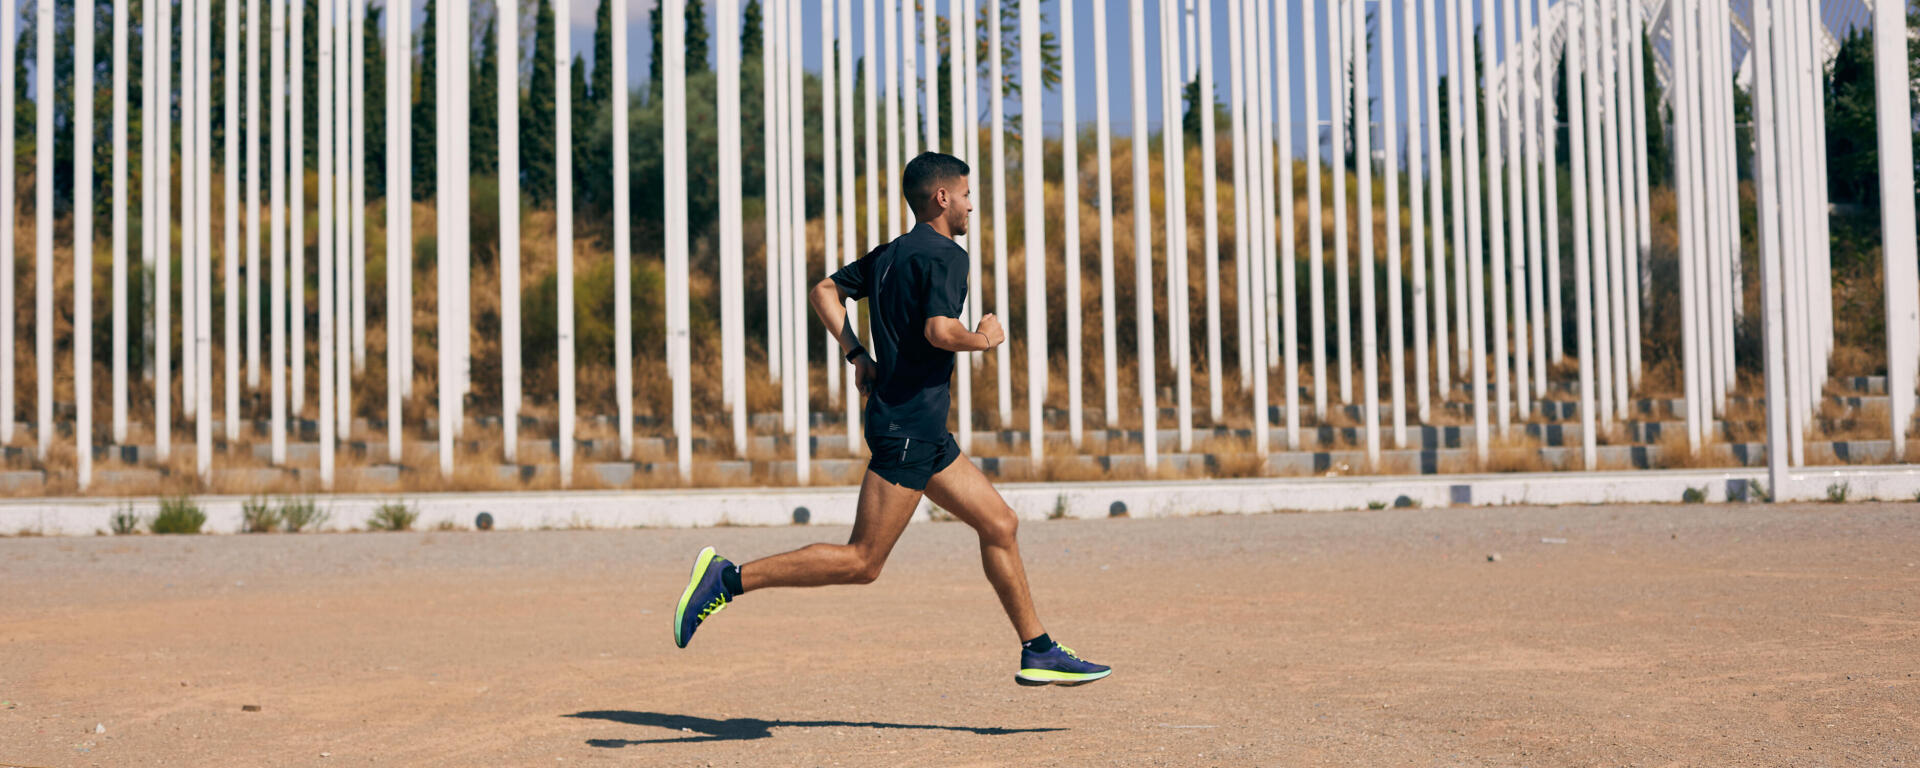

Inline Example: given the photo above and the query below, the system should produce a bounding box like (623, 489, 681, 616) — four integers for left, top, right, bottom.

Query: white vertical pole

(1581, 0, 1614, 432)
(1332, 0, 1352, 406)
(1616, 0, 1643, 389)
(556, 0, 574, 484)
(1565, 0, 1595, 469)
(350, 0, 365, 376)
(76, 0, 95, 487)
(1628, 3, 1651, 386)
(1774, 0, 1806, 466)
(884, 0, 901, 245)
(1406, 0, 1432, 424)
(923, 0, 938, 153)
(1023, 0, 1047, 466)
(1229, 0, 1250, 395)
(1502, 0, 1529, 424)
(1184, 0, 1197, 77)
(273, 0, 287, 465)
(1674, 0, 1702, 453)
(155, 0, 172, 461)
(961, 0, 980, 445)
(847, 0, 863, 452)
(320, 0, 337, 486)
(1752, 0, 1789, 492)
(500, 0, 518, 462)
(787, 0, 810, 484)
(1304, 0, 1328, 420)
(765, 0, 782, 393)
(1063, 0, 1084, 446)
(1484, 0, 1512, 439)
(1355, 0, 1380, 464)
(667, 0, 691, 480)
(1874, 0, 1919, 454)
(247, 0, 262, 400)
(902, 0, 918, 161)
(226, 0, 241, 444)
(0, 0, 13, 448)
(333, 0, 351, 438)
(1446, 0, 1469, 379)
(1158, 0, 1191, 454)
(437, 0, 467, 477)
(385, 0, 402, 463)
(990, 0, 1012, 430)
(1230, 0, 1258, 451)
(1598, 0, 1628, 421)
(1539, 0, 1562, 367)
(1699, 0, 1725, 412)
(1425, 0, 1450, 397)
(1094, 0, 1118, 432)
(1268, 0, 1299, 451)
(1250, 0, 1277, 455)
(773, 0, 792, 436)
(1520, 0, 1544, 398)
(616, 0, 633, 462)
(819, 0, 839, 461)
(197, 0, 215, 477)
(396, 0, 410, 401)
(720, 0, 743, 455)
(1460, 0, 1488, 461)
(1128, 0, 1157, 470)
(1196, 0, 1218, 427)
(35, 0, 53, 459)
(292, 0, 306, 419)
(185, 0, 198, 428)
(113, 0, 130, 446)
(1383, 0, 1408, 447)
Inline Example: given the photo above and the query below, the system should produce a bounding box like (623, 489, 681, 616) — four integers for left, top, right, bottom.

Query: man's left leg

(923, 443, 1111, 686)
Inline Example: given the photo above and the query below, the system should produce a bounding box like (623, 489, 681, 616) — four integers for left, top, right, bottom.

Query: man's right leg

(739, 470, 923, 590)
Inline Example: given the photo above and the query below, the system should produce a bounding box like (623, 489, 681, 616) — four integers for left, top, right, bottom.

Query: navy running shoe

(673, 547, 734, 648)
(1015, 642, 1112, 686)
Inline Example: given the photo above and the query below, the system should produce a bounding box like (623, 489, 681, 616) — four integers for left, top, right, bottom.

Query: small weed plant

(368, 501, 419, 532)
(241, 497, 282, 533)
(1681, 486, 1708, 504)
(280, 498, 329, 532)
(1825, 482, 1852, 503)
(110, 505, 142, 535)
(150, 496, 207, 535)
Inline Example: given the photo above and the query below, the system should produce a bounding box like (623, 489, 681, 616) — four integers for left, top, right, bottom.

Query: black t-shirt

(830, 222, 969, 442)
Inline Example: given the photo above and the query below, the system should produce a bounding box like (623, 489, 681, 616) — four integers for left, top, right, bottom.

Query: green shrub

(240, 497, 282, 533)
(150, 496, 207, 535)
(1825, 482, 1851, 503)
(279, 498, 330, 532)
(367, 501, 419, 532)
(1681, 486, 1708, 504)
(110, 505, 142, 535)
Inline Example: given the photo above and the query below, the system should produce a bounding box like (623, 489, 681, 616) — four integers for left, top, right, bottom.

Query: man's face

(940, 175, 973, 237)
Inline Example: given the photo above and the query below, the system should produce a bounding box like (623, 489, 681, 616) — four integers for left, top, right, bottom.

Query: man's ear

(933, 186, 950, 211)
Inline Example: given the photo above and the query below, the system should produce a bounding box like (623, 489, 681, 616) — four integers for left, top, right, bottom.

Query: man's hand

(977, 313, 1006, 349)
(851, 354, 876, 395)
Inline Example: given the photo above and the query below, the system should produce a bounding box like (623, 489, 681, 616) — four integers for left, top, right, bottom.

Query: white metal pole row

(3, 0, 1913, 494)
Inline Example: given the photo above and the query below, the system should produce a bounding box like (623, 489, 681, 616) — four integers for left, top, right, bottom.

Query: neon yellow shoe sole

(673, 546, 731, 648)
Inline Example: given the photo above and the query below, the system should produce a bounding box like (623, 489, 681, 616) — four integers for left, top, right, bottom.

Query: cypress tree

(365, 0, 387, 199)
(411, 0, 438, 201)
(592, 0, 613, 110)
(472, 15, 499, 175)
(570, 53, 593, 209)
(523, 0, 559, 206)
(684, 0, 710, 74)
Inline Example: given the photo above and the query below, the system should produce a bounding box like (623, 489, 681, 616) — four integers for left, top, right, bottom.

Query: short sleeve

(829, 255, 870, 300)
(923, 250, 968, 319)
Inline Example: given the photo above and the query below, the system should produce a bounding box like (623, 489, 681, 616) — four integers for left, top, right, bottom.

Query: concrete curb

(2, 464, 1916, 537)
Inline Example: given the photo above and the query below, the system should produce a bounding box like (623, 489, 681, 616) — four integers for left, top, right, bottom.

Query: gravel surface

(2, 502, 1917, 766)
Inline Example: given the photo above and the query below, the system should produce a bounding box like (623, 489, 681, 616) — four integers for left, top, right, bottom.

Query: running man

(672, 152, 1111, 687)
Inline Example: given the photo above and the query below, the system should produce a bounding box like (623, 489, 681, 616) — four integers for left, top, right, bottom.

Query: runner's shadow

(565, 710, 1066, 747)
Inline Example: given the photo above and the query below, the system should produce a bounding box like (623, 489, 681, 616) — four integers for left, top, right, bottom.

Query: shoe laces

(1056, 644, 1080, 660)
(696, 594, 729, 622)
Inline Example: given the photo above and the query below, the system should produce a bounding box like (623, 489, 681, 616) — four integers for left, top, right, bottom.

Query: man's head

(903, 152, 972, 236)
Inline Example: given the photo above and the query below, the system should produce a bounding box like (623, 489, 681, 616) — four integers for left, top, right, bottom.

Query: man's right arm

(924, 313, 1004, 352)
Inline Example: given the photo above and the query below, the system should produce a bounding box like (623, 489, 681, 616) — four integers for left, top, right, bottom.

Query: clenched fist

(977, 313, 1006, 350)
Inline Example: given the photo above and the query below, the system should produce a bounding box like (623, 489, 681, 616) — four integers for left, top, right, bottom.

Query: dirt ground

(1, 501, 1916, 767)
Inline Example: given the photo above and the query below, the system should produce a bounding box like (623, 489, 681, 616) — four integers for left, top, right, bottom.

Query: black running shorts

(866, 432, 962, 491)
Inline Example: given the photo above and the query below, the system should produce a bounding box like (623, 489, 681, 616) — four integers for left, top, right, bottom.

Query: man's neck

(919, 216, 956, 240)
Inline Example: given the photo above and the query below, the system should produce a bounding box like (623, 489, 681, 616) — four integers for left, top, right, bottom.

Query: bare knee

(841, 546, 886, 585)
(975, 507, 1019, 546)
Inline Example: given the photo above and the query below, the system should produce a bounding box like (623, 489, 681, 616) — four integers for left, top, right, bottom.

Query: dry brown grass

(1475, 432, 1551, 474)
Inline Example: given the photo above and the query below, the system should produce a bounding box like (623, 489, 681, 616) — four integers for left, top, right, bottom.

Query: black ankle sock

(721, 564, 745, 598)
(1022, 633, 1054, 653)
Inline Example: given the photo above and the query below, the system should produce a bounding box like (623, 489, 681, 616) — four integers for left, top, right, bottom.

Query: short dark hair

(902, 152, 970, 215)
